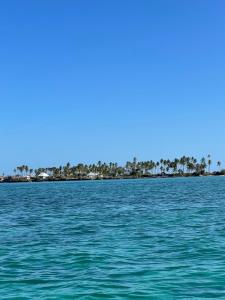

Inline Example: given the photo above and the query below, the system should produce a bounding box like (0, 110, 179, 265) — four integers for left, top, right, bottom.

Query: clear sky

(1, 0, 225, 173)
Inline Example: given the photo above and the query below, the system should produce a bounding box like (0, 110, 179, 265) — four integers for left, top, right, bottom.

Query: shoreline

(1, 173, 224, 184)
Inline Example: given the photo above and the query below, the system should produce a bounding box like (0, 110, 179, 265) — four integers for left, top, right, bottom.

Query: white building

(87, 172, 99, 179)
(38, 172, 50, 179)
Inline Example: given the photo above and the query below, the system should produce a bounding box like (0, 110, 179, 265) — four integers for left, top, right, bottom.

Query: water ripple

(1, 177, 225, 299)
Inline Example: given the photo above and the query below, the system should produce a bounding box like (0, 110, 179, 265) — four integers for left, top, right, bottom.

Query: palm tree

(217, 161, 221, 171)
(24, 165, 29, 176)
(160, 159, 164, 174)
(207, 155, 212, 173)
(132, 157, 137, 173)
(17, 166, 23, 176)
(180, 156, 186, 174)
(200, 157, 207, 174)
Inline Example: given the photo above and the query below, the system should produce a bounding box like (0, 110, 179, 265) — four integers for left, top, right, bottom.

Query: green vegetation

(1, 155, 225, 183)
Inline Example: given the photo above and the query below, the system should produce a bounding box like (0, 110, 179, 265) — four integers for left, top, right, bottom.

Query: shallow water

(1, 177, 225, 299)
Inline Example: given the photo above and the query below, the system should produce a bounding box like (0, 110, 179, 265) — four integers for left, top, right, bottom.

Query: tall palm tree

(207, 154, 212, 173)
(217, 161, 221, 171)
(180, 156, 186, 174)
(17, 166, 23, 176)
(24, 165, 29, 176)
(200, 157, 207, 173)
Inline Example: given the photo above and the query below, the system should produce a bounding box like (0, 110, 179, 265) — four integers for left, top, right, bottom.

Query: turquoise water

(1, 177, 225, 299)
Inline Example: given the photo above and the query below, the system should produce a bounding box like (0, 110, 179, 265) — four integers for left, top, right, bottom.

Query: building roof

(87, 172, 99, 176)
(38, 172, 49, 177)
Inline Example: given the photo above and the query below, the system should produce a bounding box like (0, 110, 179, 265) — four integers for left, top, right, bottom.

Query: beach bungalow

(87, 172, 99, 179)
(38, 172, 50, 180)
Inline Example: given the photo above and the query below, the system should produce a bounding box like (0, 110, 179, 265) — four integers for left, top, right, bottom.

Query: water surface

(1, 177, 225, 299)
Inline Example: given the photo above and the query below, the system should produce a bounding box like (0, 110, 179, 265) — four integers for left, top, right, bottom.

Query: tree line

(13, 155, 224, 179)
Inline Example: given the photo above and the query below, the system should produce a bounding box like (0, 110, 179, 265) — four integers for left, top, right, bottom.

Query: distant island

(1, 155, 224, 183)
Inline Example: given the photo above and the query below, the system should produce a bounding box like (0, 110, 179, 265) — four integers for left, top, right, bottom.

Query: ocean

(1, 177, 225, 299)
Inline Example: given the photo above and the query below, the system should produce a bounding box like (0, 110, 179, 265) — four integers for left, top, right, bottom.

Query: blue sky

(1, 0, 225, 173)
